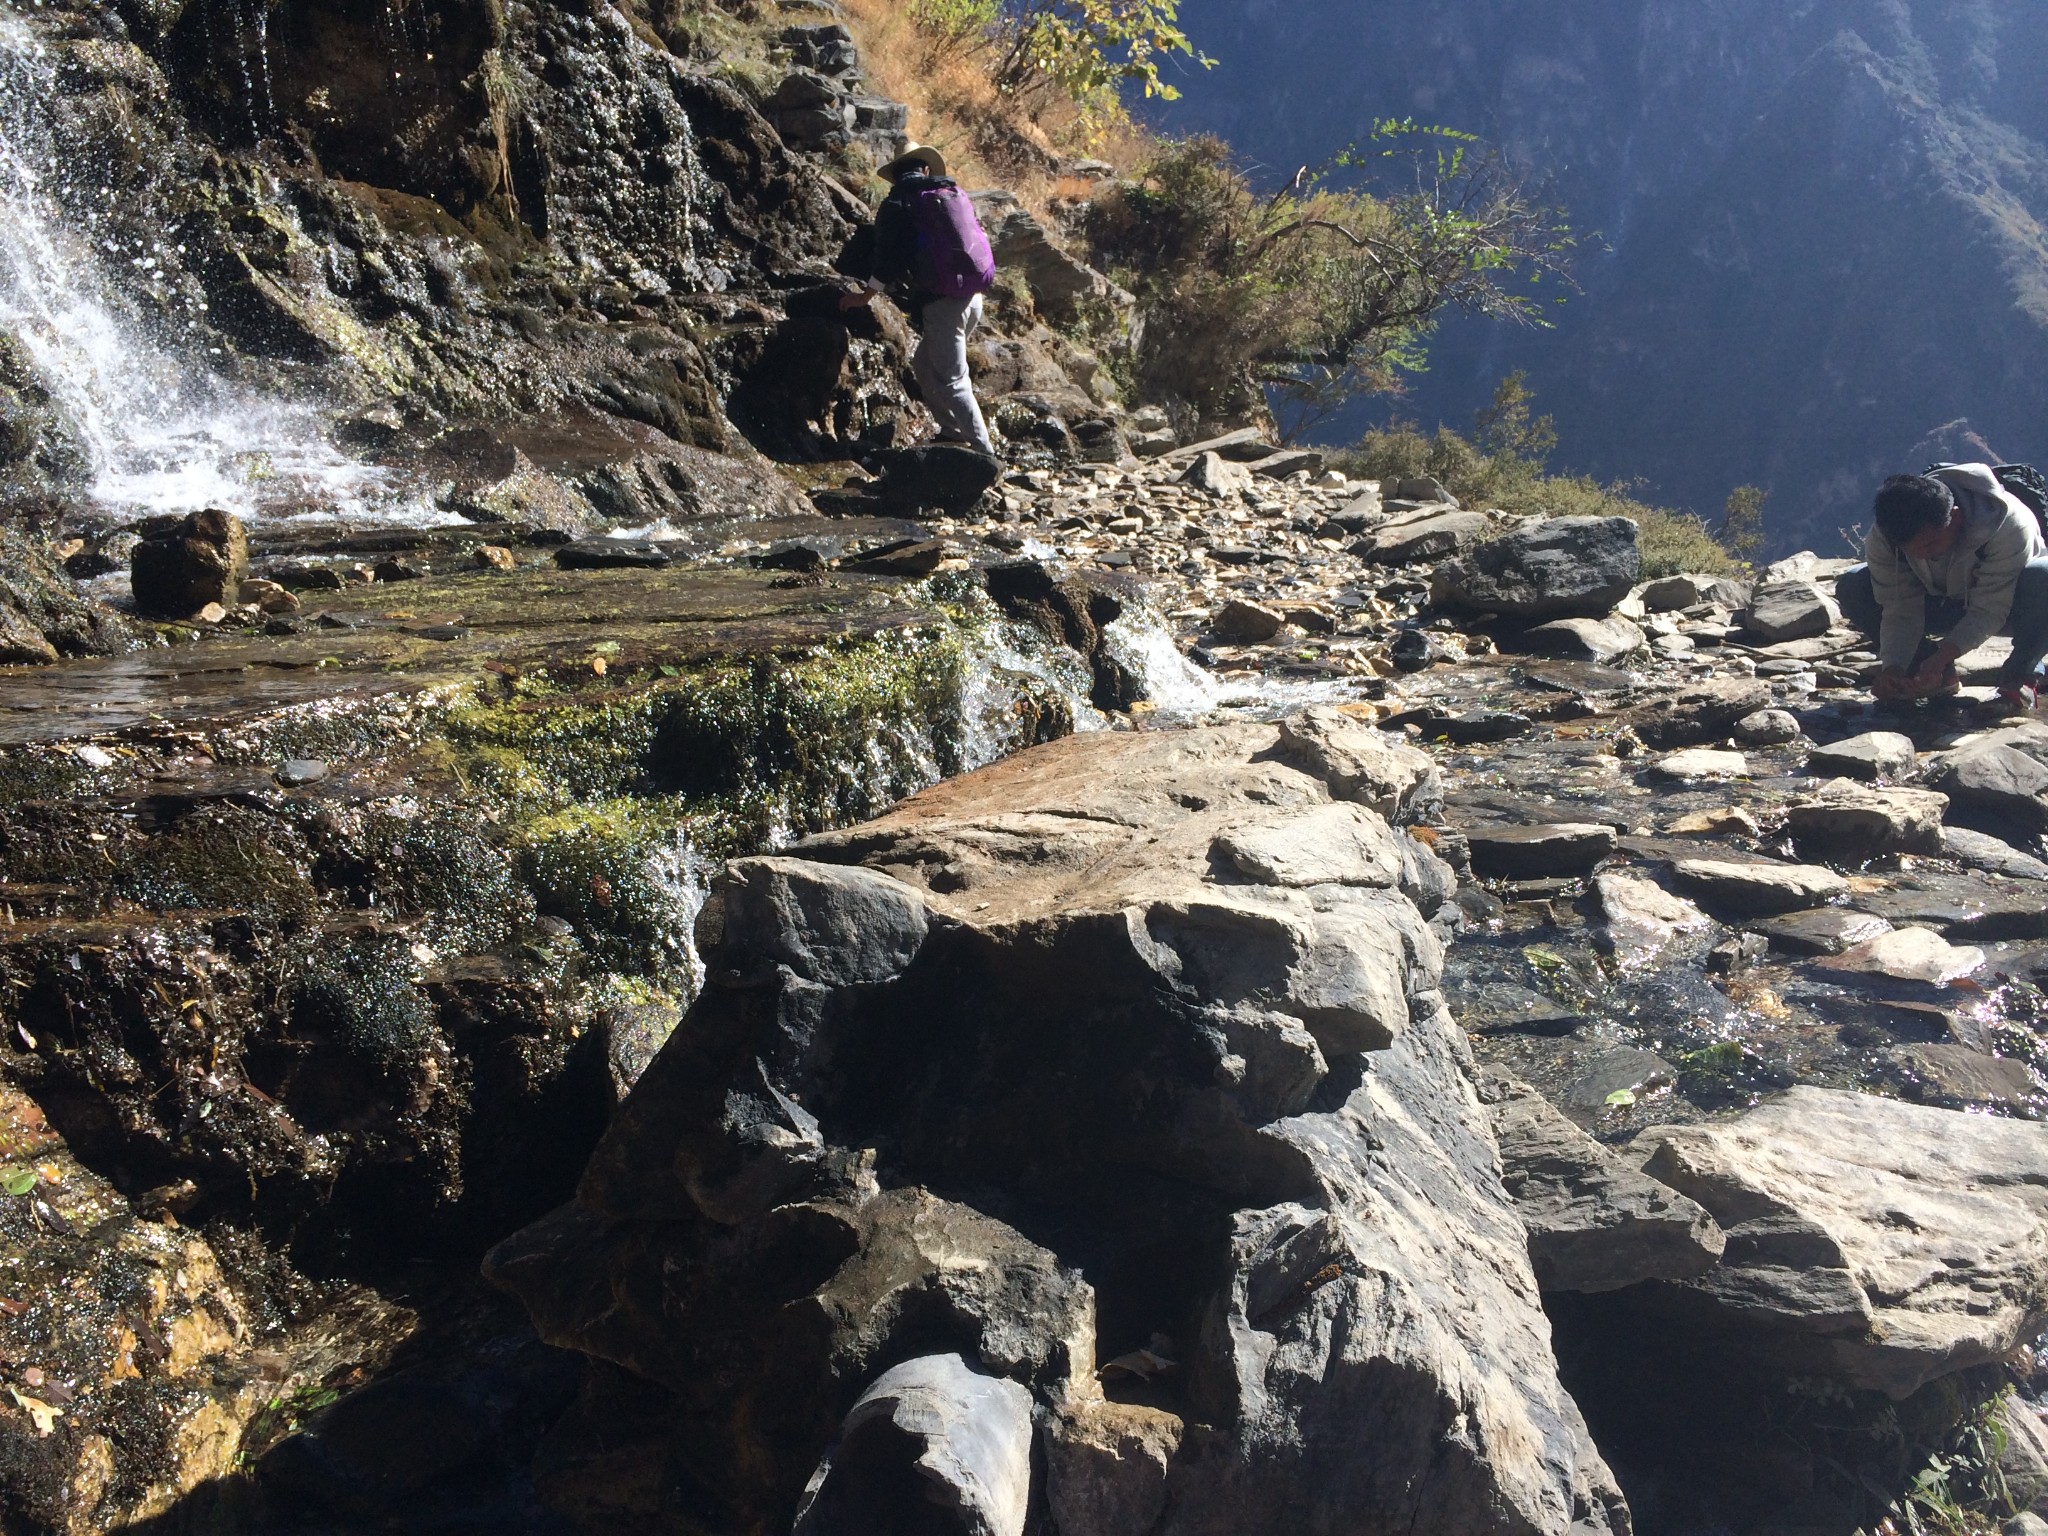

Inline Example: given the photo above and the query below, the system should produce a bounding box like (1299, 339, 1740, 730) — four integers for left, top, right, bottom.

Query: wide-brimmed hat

(878, 142, 947, 180)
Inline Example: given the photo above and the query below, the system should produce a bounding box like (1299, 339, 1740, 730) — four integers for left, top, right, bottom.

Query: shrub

(1083, 135, 1573, 432)
(1335, 375, 1738, 579)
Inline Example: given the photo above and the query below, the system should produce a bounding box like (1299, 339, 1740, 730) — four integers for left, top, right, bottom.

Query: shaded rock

(1431, 516, 1642, 619)
(1637, 1087, 2048, 1397)
(129, 507, 247, 618)
(1519, 615, 1645, 662)
(1179, 452, 1254, 496)
(1887, 1044, 2041, 1111)
(1465, 822, 1618, 879)
(1273, 707, 1442, 824)
(1742, 577, 1840, 643)
(1592, 870, 1712, 966)
(1931, 742, 2048, 833)
(1942, 827, 2048, 881)
(1733, 709, 1802, 746)
(1395, 476, 1457, 504)
(1211, 598, 1284, 643)
(1819, 927, 1985, 986)
(1478, 1067, 1724, 1293)
(1560, 1047, 1677, 1115)
(870, 444, 1005, 516)
(1671, 859, 1848, 915)
(1784, 780, 1948, 861)
(1650, 749, 1749, 781)
(1753, 908, 1893, 957)
(1352, 510, 1490, 565)
(1808, 731, 1917, 781)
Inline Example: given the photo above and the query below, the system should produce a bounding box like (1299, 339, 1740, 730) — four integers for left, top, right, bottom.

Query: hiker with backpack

(1835, 464, 2048, 710)
(840, 144, 998, 455)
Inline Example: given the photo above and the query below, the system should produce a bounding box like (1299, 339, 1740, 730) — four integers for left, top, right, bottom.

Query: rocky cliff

(1156, 0, 2048, 550)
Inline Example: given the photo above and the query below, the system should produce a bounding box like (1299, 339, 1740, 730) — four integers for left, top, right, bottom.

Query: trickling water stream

(0, 10, 443, 525)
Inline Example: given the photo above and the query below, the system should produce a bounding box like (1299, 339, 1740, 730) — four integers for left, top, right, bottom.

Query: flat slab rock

(1638, 1087, 2048, 1398)
(1671, 858, 1848, 915)
(1808, 730, 1917, 781)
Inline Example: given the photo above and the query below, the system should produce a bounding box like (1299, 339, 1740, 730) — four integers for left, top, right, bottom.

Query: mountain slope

(1152, 0, 2048, 551)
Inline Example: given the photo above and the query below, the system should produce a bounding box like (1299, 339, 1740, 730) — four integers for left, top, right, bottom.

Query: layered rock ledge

(488, 714, 1630, 1535)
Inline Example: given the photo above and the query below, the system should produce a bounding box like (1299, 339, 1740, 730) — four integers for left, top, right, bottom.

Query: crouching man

(1836, 466, 2048, 709)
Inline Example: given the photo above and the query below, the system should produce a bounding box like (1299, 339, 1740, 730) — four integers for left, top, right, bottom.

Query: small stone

(192, 602, 227, 625)
(1520, 615, 1646, 663)
(1671, 858, 1849, 914)
(1942, 827, 2048, 881)
(1732, 708, 1801, 746)
(554, 539, 674, 570)
(1931, 742, 2048, 832)
(1593, 871, 1713, 966)
(1665, 807, 1761, 838)
(841, 538, 946, 577)
(373, 558, 425, 582)
(1464, 823, 1618, 879)
(1821, 926, 1986, 986)
(1808, 731, 1917, 781)
(1742, 577, 1840, 643)
(1754, 908, 1893, 956)
(1706, 932, 1770, 972)
(474, 545, 517, 571)
(1641, 573, 1747, 612)
(1179, 452, 1254, 496)
(1650, 748, 1749, 781)
(237, 577, 300, 614)
(1784, 780, 1948, 861)
(276, 759, 330, 787)
(1888, 1044, 2041, 1110)
(1211, 599, 1285, 643)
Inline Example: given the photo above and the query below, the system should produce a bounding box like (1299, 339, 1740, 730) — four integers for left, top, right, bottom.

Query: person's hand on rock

(1873, 667, 1912, 702)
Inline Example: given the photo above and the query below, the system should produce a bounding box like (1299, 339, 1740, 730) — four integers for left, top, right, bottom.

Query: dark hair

(1873, 474, 1955, 545)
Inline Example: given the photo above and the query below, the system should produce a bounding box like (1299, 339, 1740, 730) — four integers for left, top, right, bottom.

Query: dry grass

(832, 0, 1154, 213)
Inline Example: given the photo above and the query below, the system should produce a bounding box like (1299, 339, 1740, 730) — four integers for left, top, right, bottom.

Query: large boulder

(488, 726, 1625, 1536)
(867, 443, 1005, 516)
(1430, 516, 1642, 619)
(1635, 1087, 2048, 1398)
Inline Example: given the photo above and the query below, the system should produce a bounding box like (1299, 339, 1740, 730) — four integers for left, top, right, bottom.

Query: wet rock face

(491, 724, 1625, 1536)
(0, 524, 128, 664)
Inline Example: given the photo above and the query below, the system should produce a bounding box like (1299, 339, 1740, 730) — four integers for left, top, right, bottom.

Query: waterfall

(0, 12, 443, 526)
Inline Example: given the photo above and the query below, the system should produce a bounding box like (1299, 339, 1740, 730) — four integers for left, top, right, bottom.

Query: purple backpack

(911, 184, 996, 299)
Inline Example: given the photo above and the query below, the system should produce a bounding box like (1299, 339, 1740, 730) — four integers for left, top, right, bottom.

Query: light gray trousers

(913, 293, 994, 454)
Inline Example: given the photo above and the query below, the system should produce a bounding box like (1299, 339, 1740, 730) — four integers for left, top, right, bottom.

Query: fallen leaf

(7, 1386, 59, 1436)
(0, 1168, 35, 1198)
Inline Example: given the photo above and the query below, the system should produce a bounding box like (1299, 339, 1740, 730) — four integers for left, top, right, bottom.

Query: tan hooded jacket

(1865, 463, 2046, 669)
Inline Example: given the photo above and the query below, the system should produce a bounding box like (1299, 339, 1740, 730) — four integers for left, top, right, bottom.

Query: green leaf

(0, 1168, 37, 1197)
(1603, 1089, 1636, 1108)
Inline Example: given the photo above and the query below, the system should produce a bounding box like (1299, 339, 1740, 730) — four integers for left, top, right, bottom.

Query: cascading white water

(0, 11, 446, 526)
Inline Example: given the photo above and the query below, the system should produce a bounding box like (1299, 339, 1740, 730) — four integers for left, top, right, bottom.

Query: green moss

(514, 800, 706, 978)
